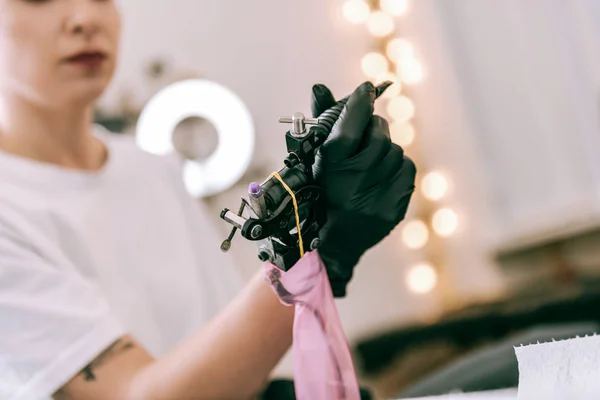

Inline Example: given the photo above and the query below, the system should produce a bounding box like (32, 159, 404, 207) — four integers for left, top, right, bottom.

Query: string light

(386, 38, 414, 62)
(398, 57, 424, 85)
(406, 263, 438, 294)
(380, 0, 409, 17)
(343, 2, 459, 302)
(390, 120, 415, 146)
(432, 208, 459, 237)
(343, 0, 371, 24)
(361, 52, 389, 78)
(401, 220, 429, 249)
(386, 95, 415, 122)
(367, 11, 395, 37)
(422, 172, 448, 201)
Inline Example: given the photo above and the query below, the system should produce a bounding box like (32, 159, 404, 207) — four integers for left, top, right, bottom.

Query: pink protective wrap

(264, 250, 361, 400)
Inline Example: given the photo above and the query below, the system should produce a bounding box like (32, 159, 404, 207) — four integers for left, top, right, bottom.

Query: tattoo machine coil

(219, 81, 393, 271)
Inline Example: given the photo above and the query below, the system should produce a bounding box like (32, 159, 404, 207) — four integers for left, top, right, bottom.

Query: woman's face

(0, 0, 121, 109)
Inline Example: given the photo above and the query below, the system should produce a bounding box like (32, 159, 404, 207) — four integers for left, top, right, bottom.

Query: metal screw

(220, 201, 246, 253)
(251, 225, 263, 239)
(310, 238, 321, 250)
(220, 240, 231, 252)
(279, 113, 320, 137)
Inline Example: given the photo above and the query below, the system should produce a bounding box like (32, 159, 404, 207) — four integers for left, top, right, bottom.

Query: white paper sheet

(399, 388, 517, 399)
(396, 330, 600, 399)
(515, 334, 600, 399)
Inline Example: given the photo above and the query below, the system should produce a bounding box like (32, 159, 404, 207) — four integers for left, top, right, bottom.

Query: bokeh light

(398, 58, 425, 85)
(390, 121, 415, 146)
(406, 263, 438, 294)
(402, 220, 429, 249)
(387, 95, 415, 122)
(361, 52, 389, 78)
(386, 38, 414, 62)
(422, 172, 449, 201)
(432, 208, 459, 237)
(343, 0, 371, 24)
(380, 0, 409, 17)
(367, 11, 395, 37)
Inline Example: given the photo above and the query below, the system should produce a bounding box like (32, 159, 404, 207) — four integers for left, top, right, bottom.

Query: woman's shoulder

(96, 125, 189, 198)
(95, 124, 182, 175)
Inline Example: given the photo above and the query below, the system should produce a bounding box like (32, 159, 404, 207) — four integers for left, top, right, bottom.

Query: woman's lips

(66, 52, 107, 68)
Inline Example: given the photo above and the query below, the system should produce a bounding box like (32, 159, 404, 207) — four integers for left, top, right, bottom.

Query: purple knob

(248, 182, 262, 198)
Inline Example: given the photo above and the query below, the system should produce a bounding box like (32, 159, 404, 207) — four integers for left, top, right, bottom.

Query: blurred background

(94, 0, 600, 398)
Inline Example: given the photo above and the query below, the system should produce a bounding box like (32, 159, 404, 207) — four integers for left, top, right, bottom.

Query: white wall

(102, 0, 376, 169)
(413, 0, 600, 253)
(388, 0, 600, 301)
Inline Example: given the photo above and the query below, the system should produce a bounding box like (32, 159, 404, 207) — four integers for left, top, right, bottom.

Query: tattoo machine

(219, 81, 393, 272)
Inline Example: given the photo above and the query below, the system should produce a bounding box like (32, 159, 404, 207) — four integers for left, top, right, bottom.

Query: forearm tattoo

(52, 390, 71, 400)
(52, 338, 135, 399)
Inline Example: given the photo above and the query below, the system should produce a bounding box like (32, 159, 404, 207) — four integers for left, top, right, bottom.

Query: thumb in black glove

(311, 81, 417, 297)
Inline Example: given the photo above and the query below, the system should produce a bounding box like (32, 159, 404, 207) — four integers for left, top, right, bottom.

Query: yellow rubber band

(270, 171, 304, 258)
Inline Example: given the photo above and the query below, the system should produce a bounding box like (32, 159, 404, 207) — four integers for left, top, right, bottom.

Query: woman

(0, 1, 416, 399)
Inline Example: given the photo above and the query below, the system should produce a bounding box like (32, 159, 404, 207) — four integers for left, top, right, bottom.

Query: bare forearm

(133, 269, 294, 399)
(54, 270, 294, 400)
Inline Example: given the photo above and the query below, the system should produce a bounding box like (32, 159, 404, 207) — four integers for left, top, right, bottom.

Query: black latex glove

(312, 81, 417, 297)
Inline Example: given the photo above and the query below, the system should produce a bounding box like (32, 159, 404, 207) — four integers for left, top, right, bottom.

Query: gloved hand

(311, 81, 417, 297)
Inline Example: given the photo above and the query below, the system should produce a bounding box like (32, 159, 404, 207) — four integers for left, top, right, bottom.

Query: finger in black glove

(311, 82, 417, 297)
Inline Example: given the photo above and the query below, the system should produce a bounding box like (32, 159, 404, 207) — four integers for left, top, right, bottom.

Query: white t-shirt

(0, 126, 244, 400)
